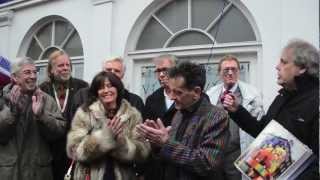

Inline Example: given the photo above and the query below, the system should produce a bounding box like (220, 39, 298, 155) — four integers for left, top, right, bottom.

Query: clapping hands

(107, 116, 124, 140)
(136, 118, 171, 146)
(32, 88, 44, 116)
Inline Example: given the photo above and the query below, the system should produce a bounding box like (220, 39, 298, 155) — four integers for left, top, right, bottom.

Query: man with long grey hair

(223, 39, 319, 179)
(39, 50, 88, 180)
(0, 57, 66, 180)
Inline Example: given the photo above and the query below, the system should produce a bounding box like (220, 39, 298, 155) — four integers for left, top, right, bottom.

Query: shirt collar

(181, 95, 203, 114)
(222, 83, 238, 93)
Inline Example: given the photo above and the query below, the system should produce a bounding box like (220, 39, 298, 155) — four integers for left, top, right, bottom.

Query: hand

(32, 88, 44, 116)
(144, 119, 160, 129)
(107, 116, 124, 139)
(222, 94, 239, 112)
(9, 85, 27, 112)
(136, 119, 171, 146)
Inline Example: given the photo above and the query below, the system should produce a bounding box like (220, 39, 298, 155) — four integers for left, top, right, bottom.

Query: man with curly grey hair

(0, 57, 66, 180)
(223, 39, 319, 179)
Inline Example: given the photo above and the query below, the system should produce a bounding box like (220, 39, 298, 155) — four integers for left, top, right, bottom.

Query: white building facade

(0, 0, 318, 108)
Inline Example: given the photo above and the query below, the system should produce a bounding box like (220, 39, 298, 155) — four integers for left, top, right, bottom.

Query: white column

(84, 0, 114, 82)
(0, 10, 13, 57)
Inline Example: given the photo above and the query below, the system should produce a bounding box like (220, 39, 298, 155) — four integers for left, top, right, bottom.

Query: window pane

(36, 66, 47, 84)
(192, 0, 226, 29)
(37, 22, 52, 48)
(136, 18, 171, 50)
(209, 7, 256, 43)
(201, 63, 220, 91)
(64, 32, 83, 56)
(55, 21, 74, 46)
(72, 63, 84, 79)
(168, 31, 212, 47)
(156, 0, 188, 33)
(27, 38, 42, 60)
(141, 66, 160, 99)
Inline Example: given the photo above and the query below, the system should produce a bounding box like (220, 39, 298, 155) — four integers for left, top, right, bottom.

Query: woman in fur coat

(66, 71, 150, 180)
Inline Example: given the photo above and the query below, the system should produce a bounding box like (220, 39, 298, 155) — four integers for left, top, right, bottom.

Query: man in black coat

(39, 50, 88, 180)
(223, 39, 319, 179)
(143, 54, 177, 180)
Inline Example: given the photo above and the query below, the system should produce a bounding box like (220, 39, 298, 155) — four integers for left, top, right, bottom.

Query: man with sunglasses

(207, 55, 264, 180)
(143, 54, 177, 180)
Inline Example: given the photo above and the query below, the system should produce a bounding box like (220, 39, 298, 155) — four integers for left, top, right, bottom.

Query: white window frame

(124, 0, 262, 97)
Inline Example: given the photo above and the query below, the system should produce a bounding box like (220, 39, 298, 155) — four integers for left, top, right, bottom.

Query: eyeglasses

(154, 68, 169, 74)
(21, 70, 37, 76)
(222, 67, 238, 75)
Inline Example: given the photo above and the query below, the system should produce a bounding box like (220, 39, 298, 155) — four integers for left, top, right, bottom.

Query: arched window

(126, 0, 261, 98)
(24, 18, 84, 83)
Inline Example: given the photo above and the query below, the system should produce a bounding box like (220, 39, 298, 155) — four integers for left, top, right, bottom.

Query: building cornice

(91, 0, 113, 6)
(0, 10, 13, 27)
(0, 0, 53, 12)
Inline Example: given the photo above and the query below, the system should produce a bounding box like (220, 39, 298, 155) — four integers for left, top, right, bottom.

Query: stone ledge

(0, 0, 52, 12)
(0, 10, 13, 27)
(91, 0, 113, 6)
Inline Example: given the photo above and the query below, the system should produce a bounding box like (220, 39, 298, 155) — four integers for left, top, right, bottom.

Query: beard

(52, 74, 70, 85)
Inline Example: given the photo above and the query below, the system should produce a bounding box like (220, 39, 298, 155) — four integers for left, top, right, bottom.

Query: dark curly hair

(168, 61, 206, 91)
(82, 71, 124, 112)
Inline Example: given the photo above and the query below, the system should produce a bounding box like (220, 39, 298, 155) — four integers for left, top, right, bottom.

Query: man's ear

(12, 74, 18, 83)
(194, 86, 202, 96)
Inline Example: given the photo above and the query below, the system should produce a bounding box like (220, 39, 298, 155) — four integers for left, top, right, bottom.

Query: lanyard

(53, 84, 69, 113)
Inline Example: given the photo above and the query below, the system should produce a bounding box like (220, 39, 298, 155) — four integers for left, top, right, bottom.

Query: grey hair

(102, 56, 126, 72)
(11, 57, 35, 75)
(284, 39, 319, 78)
(153, 54, 177, 65)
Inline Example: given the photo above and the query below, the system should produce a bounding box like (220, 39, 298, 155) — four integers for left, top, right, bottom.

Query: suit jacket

(144, 87, 176, 126)
(143, 87, 176, 180)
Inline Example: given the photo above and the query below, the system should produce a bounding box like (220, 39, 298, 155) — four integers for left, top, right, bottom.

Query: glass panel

(27, 38, 42, 60)
(192, 0, 226, 29)
(41, 47, 59, 60)
(140, 66, 160, 99)
(55, 21, 74, 46)
(72, 63, 84, 79)
(155, 0, 188, 33)
(36, 65, 47, 84)
(201, 63, 220, 91)
(136, 17, 171, 50)
(209, 7, 256, 43)
(64, 32, 83, 56)
(37, 22, 52, 48)
(140, 62, 249, 98)
(168, 31, 212, 47)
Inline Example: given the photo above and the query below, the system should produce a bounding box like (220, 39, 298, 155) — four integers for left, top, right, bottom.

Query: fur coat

(66, 99, 150, 180)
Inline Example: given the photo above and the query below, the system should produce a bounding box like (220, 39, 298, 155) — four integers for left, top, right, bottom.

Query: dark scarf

(165, 96, 204, 180)
(103, 109, 117, 180)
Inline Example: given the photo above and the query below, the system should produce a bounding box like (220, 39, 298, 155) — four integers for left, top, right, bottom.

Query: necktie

(220, 90, 231, 103)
